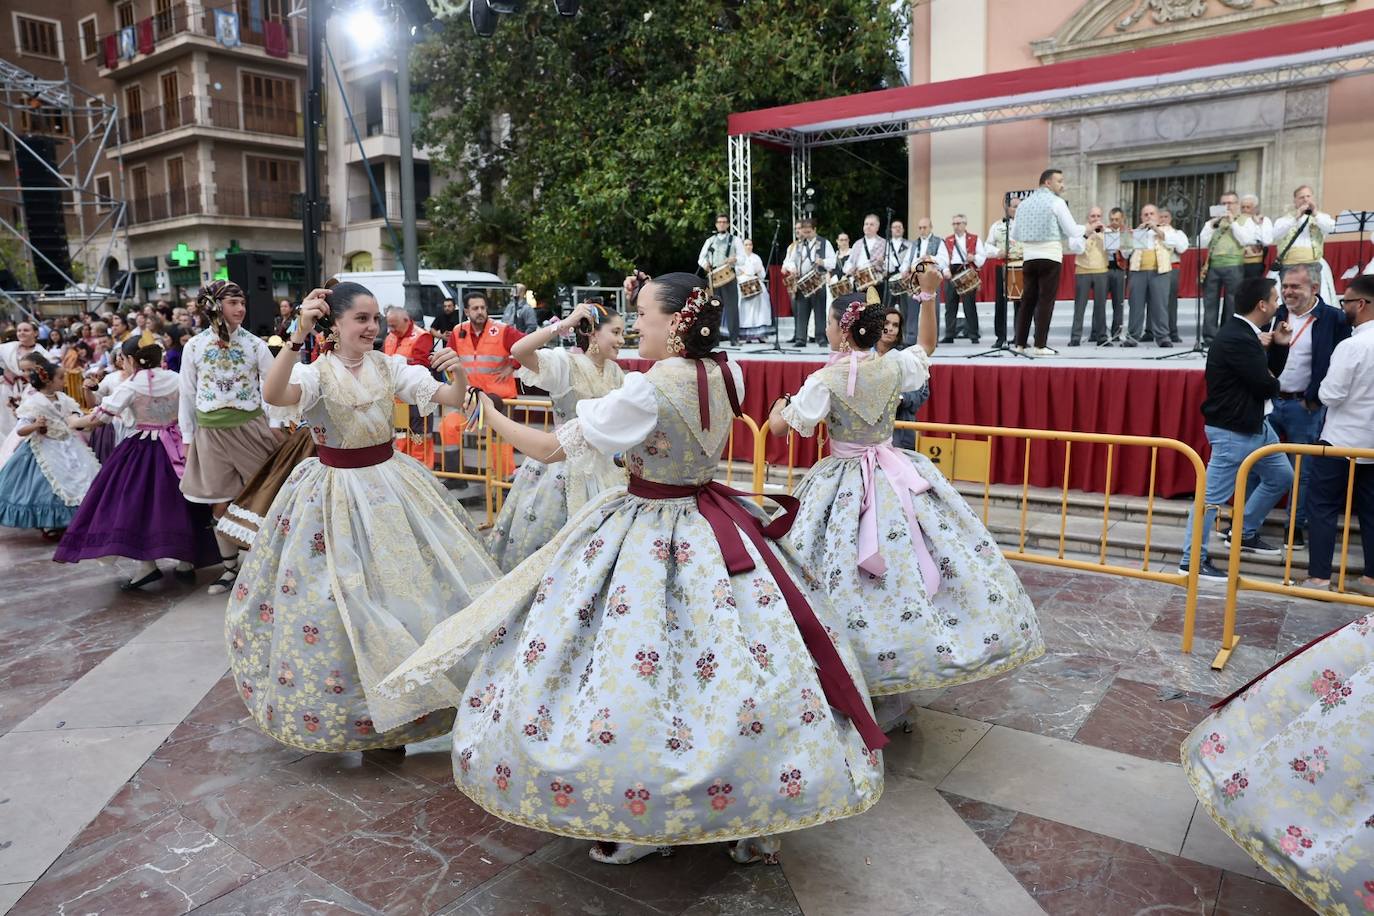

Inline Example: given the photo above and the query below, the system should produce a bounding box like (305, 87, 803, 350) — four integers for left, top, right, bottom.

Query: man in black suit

(1178, 277, 1295, 581)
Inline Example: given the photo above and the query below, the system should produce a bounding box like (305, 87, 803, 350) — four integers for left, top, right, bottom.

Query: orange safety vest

(384, 321, 425, 362)
(451, 320, 518, 400)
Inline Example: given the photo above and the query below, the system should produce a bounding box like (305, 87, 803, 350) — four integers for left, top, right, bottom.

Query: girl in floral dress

(488, 300, 626, 571)
(379, 273, 885, 866)
(1182, 615, 1374, 914)
(0, 355, 100, 537)
(769, 264, 1044, 731)
(224, 282, 499, 752)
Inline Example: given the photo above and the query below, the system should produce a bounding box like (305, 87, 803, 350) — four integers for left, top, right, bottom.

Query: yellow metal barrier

(488, 397, 558, 516)
(393, 402, 496, 525)
(761, 420, 1209, 655)
(1213, 442, 1374, 670)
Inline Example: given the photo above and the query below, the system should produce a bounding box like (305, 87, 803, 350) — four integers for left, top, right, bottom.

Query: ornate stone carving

(1284, 87, 1327, 125)
(1118, 0, 1208, 31)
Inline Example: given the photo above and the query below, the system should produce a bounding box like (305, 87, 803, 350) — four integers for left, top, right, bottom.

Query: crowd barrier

(1211, 442, 1374, 670)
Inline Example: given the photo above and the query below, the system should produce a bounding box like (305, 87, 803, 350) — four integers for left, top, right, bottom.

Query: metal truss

(789, 140, 812, 228)
(0, 60, 130, 314)
(728, 133, 752, 241)
(746, 49, 1374, 149)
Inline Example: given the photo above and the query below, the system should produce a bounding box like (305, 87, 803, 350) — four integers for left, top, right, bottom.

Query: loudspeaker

(17, 136, 72, 290)
(553, 0, 579, 15)
(226, 252, 276, 337)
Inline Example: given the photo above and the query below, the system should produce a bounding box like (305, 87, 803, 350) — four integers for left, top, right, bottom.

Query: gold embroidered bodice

(819, 355, 902, 445)
(626, 360, 734, 486)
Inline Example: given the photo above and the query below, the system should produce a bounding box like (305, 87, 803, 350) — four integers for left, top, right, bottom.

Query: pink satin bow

(824, 348, 870, 397)
(829, 438, 941, 595)
(137, 422, 188, 479)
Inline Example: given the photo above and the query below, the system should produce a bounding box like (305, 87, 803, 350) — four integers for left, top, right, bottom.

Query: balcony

(208, 97, 299, 137)
(123, 96, 197, 141)
(97, 4, 305, 76)
(217, 187, 329, 222)
(128, 185, 206, 224)
(115, 95, 310, 156)
(346, 194, 429, 223)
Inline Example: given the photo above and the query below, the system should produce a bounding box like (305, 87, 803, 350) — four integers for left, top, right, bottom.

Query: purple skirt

(89, 423, 116, 463)
(55, 434, 219, 565)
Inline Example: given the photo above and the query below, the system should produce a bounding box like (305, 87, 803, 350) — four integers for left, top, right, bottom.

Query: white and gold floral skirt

(1182, 614, 1374, 915)
(225, 450, 499, 752)
(398, 489, 884, 845)
(488, 452, 625, 573)
(787, 450, 1044, 695)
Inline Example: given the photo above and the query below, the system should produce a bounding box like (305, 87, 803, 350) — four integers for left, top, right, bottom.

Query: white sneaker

(1029, 346, 1058, 357)
(1010, 344, 1028, 354)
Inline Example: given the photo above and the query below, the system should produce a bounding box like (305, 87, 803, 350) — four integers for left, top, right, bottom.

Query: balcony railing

(363, 108, 398, 138)
(129, 185, 205, 224)
(98, 4, 304, 68)
(120, 95, 300, 141)
(217, 187, 329, 221)
(347, 193, 429, 223)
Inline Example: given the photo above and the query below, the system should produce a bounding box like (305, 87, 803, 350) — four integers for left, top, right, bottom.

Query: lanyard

(1288, 311, 1317, 349)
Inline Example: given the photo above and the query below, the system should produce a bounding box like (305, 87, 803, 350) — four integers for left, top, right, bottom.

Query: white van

(329, 269, 507, 325)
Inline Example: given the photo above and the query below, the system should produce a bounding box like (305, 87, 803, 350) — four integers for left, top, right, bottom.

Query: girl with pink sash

(769, 286, 1045, 731)
(57, 344, 218, 590)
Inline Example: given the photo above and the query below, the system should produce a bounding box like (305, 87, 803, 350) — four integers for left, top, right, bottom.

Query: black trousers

(718, 281, 740, 343)
(943, 278, 980, 341)
(992, 264, 1019, 342)
(791, 291, 825, 345)
(1014, 258, 1062, 348)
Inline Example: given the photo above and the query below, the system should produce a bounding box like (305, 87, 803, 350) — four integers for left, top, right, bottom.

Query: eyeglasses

(1340, 297, 1370, 306)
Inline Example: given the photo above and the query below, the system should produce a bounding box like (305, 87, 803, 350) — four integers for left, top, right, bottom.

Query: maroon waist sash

(317, 442, 394, 469)
(628, 474, 887, 751)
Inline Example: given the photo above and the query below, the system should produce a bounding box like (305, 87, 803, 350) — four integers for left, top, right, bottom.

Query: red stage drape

(619, 358, 1208, 498)
(766, 240, 1370, 316)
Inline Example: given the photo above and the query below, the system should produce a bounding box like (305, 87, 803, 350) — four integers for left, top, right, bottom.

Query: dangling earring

(666, 330, 684, 355)
(587, 339, 601, 357)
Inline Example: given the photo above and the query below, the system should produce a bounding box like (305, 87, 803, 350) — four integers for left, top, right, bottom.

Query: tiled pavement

(0, 526, 1357, 915)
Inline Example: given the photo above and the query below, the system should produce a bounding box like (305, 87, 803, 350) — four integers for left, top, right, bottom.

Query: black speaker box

(227, 252, 276, 337)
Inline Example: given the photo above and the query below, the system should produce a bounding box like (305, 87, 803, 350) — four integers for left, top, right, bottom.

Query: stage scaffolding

(725, 10, 1374, 240)
(0, 58, 130, 317)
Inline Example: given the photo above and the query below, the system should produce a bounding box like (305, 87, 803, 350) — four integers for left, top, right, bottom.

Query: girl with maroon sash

(57, 344, 218, 589)
(224, 283, 499, 753)
(769, 265, 1044, 732)
(378, 272, 884, 867)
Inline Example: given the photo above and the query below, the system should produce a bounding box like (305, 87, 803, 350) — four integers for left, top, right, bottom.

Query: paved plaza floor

(1, 526, 1353, 915)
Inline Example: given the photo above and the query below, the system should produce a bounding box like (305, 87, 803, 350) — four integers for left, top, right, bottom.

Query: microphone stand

(1154, 223, 1206, 361)
(969, 203, 1031, 359)
(749, 216, 800, 354)
(881, 207, 894, 311)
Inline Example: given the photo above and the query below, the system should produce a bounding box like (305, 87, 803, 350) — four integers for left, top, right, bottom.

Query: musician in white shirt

(736, 239, 772, 343)
(942, 214, 986, 345)
(1101, 207, 1130, 343)
(844, 213, 887, 280)
(901, 218, 948, 347)
(697, 213, 748, 345)
(1239, 194, 1273, 280)
(985, 197, 1023, 349)
(1272, 185, 1338, 307)
(1158, 209, 1190, 344)
(782, 218, 836, 346)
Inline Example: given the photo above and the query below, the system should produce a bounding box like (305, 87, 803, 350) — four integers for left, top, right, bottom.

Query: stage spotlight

(553, 0, 579, 15)
(344, 6, 386, 51)
(470, 0, 498, 36)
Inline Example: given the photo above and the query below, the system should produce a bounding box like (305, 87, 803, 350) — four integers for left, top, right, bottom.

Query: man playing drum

(697, 212, 748, 344)
(783, 218, 837, 346)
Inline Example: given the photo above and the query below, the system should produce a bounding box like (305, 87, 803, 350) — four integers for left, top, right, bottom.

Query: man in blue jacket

(1267, 263, 1350, 544)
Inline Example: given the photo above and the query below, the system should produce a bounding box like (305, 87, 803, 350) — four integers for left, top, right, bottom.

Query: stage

(624, 303, 1210, 498)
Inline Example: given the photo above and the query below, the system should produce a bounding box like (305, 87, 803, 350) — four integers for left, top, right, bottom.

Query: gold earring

(587, 339, 601, 356)
(666, 330, 684, 355)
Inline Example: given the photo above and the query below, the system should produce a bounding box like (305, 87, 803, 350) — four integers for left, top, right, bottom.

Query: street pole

(396, 13, 421, 320)
(302, 0, 326, 289)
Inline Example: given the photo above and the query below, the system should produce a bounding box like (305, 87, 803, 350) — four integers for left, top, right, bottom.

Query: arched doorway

(346, 251, 374, 272)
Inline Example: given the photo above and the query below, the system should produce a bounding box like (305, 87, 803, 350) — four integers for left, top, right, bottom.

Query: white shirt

(697, 233, 747, 271)
(944, 233, 987, 270)
(738, 253, 767, 294)
(903, 236, 949, 274)
(984, 220, 1016, 259)
(1010, 196, 1085, 263)
(1318, 321, 1374, 461)
(1199, 217, 1260, 248)
(885, 237, 911, 274)
(783, 347, 930, 436)
(1272, 210, 1337, 246)
(178, 326, 275, 438)
(1276, 305, 1319, 393)
(1237, 313, 1275, 416)
(846, 235, 887, 275)
(782, 237, 836, 275)
(1163, 227, 1190, 257)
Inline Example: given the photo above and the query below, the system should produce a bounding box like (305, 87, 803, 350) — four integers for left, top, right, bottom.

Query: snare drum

(854, 264, 882, 291)
(1005, 264, 1024, 300)
(888, 272, 918, 295)
(708, 264, 736, 289)
(952, 266, 981, 296)
(797, 269, 827, 297)
(828, 276, 854, 297)
(738, 276, 762, 298)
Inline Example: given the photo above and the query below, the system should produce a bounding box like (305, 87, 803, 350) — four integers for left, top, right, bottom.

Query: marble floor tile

(180, 755, 437, 870)
(367, 731, 457, 786)
(132, 725, 309, 807)
(0, 724, 172, 885)
(301, 792, 546, 916)
(68, 777, 175, 850)
(437, 861, 659, 916)
(676, 865, 802, 916)
(1115, 630, 1278, 698)
(1149, 592, 1286, 651)
(937, 791, 1019, 849)
(1177, 806, 1275, 884)
(1275, 598, 1369, 654)
(0, 883, 30, 916)
(1211, 871, 1310, 915)
(1034, 591, 1164, 663)
(783, 784, 1044, 916)
(928, 651, 1121, 739)
(10, 811, 261, 916)
(939, 725, 1198, 855)
(11, 639, 228, 733)
(533, 835, 744, 915)
(163, 674, 253, 747)
(989, 812, 1221, 915)
(191, 862, 382, 915)
(1072, 678, 1218, 764)
(883, 707, 991, 786)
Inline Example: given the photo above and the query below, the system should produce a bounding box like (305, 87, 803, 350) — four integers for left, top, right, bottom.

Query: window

(1117, 161, 1239, 242)
(96, 174, 113, 212)
(117, 3, 135, 30)
(166, 157, 187, 216)
(130, 166, 150, 223)
(159, 71, 179, 127)
(363, 82, 384, 136)
(246, 155, 300, 218)
(16, 15, 62, 59)
(154, 0, 173, 36)
(79, 15, 98, 59)
(124, 85, 144, 139)
(241, 72, 297, 136)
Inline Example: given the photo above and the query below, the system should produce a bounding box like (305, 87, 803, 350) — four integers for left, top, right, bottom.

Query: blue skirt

(0, 440, 77, 530)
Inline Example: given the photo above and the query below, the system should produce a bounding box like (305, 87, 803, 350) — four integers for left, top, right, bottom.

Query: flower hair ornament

(197, 280, 245, 347)
(26, 363, 52, 390)
(679, 287, 719, 340)
(838, 299, 866, 337)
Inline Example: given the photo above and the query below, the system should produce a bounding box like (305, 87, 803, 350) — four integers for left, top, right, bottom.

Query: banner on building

(214, 10, 241, 48)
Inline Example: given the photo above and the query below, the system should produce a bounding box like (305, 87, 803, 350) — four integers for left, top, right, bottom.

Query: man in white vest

(1010, 168, 1085, 356)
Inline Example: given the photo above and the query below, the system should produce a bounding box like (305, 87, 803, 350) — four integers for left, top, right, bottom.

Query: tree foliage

(414, 0, 909, 291)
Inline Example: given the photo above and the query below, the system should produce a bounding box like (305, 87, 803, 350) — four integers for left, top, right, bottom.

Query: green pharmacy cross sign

(169, 243, 198, 268)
